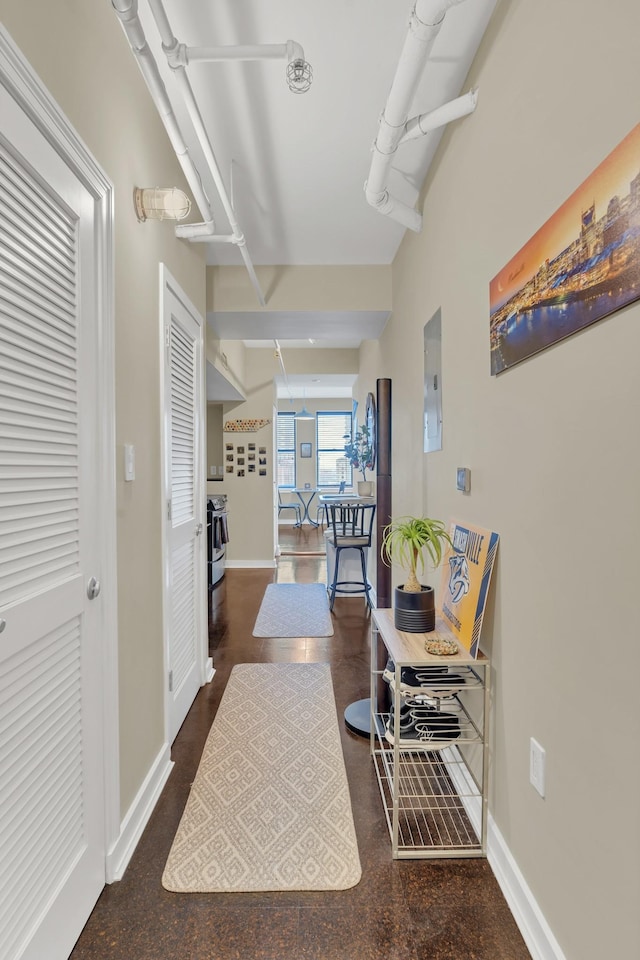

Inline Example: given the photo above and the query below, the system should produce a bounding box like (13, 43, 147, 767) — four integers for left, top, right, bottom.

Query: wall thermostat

(456, 467, 470, 493)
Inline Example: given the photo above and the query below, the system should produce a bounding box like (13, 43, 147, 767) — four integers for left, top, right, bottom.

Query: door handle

(195, 522, 203, 536)
(87, 577, 101, 600)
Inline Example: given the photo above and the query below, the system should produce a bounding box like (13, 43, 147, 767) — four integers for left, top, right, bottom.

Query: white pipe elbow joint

(111, 0, 138, 24)
(162, 38, 185, 69)
(286, 39, 305, 64)
(364, 183, 389, 211)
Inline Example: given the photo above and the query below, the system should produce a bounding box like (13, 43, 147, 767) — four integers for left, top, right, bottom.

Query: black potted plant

(380, 516, 451, 632)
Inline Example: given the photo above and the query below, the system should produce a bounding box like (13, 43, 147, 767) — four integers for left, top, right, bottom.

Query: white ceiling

(137, 0, 496, 269)
(133, 1, 497, 394)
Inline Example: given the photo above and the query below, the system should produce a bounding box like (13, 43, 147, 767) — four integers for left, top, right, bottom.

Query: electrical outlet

(529, 738, 546, 797)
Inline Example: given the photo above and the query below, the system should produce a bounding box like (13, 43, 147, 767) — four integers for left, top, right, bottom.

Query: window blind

(316, 411, 351, 487)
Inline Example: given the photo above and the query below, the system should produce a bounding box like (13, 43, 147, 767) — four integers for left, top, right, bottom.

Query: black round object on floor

(344, 698, 371, 738)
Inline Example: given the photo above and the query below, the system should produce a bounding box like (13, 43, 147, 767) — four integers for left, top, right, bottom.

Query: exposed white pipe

(399, 87, 478, 144)
(146, 0, 269, 305)
(173, 40, 305, 66)
(273, 339, 295, 404)
(112, 0, 267, 306)
(365, 0, 476, 232)
(111, 0, 214, 226)
(175, 226, 236, 241)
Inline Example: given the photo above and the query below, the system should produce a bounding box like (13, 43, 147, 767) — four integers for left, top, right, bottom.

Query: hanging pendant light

(294, 404, 314, 420)
(294, 387, 314, 420)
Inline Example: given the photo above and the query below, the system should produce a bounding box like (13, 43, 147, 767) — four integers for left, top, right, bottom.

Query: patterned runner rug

(252, 582, 334, 637)
(162, 663, 361, 892)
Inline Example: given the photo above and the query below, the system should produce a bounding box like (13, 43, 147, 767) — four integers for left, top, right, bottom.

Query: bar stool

(325, 501, 376, 610)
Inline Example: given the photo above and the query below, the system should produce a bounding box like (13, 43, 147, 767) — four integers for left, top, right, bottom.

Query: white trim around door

(0, 21, 119, 953)
(159, 265, 211, 747)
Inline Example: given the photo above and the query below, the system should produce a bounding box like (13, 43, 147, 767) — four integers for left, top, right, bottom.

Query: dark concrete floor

(70, 529, 531, 959)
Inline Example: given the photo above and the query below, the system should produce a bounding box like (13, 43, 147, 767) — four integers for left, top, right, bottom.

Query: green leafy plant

(381, 516, 452, 593)
(343, 422, 373, 482)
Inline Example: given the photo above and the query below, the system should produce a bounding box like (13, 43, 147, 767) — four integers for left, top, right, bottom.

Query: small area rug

(162, 662, 361, 892)
(252, 582, 334, 637)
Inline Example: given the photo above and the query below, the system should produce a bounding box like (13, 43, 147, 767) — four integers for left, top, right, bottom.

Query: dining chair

(278, 489, 301, 525)
(315, 480, 347, 528)
(324, 501, 376, 610)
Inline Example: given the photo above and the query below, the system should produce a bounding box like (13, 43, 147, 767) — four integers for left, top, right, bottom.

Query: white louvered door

(0, 81, 105, 960)
(163, 279, 205, 743)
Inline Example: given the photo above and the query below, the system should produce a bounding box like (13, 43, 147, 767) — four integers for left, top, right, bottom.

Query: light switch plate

(456, 467, 470, 493)
(530, 738, 546, 798)
(124, 443, 135, 482)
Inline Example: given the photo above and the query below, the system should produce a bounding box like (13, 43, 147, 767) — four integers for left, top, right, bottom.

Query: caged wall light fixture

(286, 57, 312, 94)
(133, 186, 192, 222)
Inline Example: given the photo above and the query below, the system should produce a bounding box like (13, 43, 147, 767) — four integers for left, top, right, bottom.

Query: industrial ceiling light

(286, 57, 312, 94)
(134, 187, 192, 222)
(168, 39, 312, 95)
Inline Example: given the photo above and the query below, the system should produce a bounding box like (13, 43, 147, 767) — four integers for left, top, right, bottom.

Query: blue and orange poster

(439, 521, 499, 658)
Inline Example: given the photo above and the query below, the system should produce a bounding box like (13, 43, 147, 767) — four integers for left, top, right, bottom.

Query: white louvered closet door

(164, 283, 205, 742)
(0, 85, 105, 959)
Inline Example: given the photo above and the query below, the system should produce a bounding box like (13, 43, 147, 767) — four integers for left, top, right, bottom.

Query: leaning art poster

(439, 522, 499, 658)
(490, 123, 640, 374)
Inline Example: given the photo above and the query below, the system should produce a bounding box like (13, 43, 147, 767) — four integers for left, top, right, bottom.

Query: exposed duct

(112, 0, 312, 306)
(365, 0, 478, 232)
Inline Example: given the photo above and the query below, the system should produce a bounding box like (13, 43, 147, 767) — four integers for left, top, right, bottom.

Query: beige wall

(207, 349, 279, 565)
(0, 0, 206, 814)
(359, 1, 640, 957)
(208, 264, 392, 312)
(206, 403, 224, 479)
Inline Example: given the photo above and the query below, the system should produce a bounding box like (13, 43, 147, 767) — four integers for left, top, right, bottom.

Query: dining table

(293, 487, 319, 526)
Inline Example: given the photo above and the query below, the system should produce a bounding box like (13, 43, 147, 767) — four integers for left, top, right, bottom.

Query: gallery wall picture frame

(300, 442, 312, 458)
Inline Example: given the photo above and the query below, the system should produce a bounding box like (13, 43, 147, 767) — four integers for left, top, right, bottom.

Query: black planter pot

(394, 584, 436, 633)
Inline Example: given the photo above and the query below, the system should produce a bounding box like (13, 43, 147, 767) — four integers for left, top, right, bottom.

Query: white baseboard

(443, 746, 566, 960)
(105, 742, 174, 882)
(203, 657, 215, 684)
(488, 817, 567, 960)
